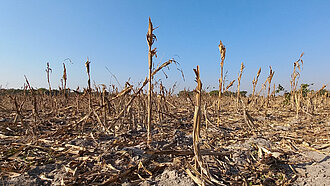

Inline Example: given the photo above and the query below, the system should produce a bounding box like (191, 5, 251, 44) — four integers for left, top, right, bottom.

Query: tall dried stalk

(266, 66, 275, 107)
(146, 18, 157, 145)
(85, 58, 92, 111)
(193, 65, 202, 169)
(290, 52, 304, 110)
(45, 62, 52, 94)
(191, 66, 213, 185)
(250, 67, 261, 109)
(217, 41, 226, 126)
(236, 62, 245, 110)
(62, 63, 67, 99)
(252, 67, 261, 98)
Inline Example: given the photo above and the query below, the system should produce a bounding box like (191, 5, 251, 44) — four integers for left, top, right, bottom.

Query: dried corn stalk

(217, 41, 226, 126)
(252, 67, 261, 98)
(146, 18, 157, 145)
(85, 58, 91, 110)
(236, 62, 245, 110)
(290, 52, 304, 109)
(192, 66, 214, 185)
(45, 62, 52, 94)
(266, 66, 275, 107)
(193, 65, 202, 172)
(62, 63, 67, 100)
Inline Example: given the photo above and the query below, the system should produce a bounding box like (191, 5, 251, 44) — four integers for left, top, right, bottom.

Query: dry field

(0, 19, 329, 186)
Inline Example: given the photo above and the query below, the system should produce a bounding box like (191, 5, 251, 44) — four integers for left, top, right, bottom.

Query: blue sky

(0, 0, 329, 93)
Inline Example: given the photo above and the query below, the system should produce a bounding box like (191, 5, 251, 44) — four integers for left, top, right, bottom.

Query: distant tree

(37, 88, 49, 94)
(301, 83, 313, 97)
(6, 89, 23, 94)
(178, 89, 193, 97)
(223, 91, 235, 97)
(283, 92, 291, 105)
(240, 90, 247, 97)
(221, 91, 247, 97)
(319, 89, 329, 96)
(275, 84, 285, 94)
(209, 90, 219, 97)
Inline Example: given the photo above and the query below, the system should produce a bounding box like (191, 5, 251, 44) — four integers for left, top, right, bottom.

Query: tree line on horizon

(1, 83, 328, 98)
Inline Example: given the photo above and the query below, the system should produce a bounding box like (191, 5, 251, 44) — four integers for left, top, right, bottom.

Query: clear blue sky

(0, 0, 329, 93)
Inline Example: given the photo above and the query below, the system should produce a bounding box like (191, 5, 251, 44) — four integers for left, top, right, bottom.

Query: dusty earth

(1, 122, 329, 186)
(293, 150, 330, 186)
